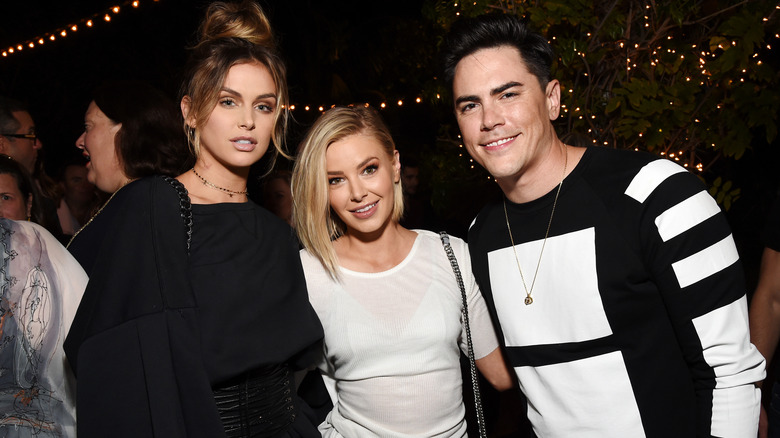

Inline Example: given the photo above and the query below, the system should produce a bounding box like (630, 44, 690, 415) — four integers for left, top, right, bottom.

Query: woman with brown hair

(64, 2, 323, 437)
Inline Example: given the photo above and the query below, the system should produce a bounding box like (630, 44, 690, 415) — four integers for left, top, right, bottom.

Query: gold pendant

(524, 296, 533, 305)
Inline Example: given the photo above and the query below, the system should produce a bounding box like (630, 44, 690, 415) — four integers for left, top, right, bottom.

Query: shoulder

(299, 248, 330, 278)
(577, 147, 704, 205)
(299, 248, 337, 305)
(419, 229, 469, 254)
(0, 218, 87, 283)
(100, 176, 182, 215)
(467, 201, 503, 246)
(249, 202, 300, 247)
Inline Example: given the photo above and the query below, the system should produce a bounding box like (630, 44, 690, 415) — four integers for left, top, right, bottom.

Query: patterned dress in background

(0, 219, 87, 437)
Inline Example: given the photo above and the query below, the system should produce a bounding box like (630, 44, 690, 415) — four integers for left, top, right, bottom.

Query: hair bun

(199, 1, 275, 48)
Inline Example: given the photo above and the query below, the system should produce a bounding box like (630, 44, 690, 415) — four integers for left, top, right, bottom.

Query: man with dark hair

(443, 13, 764, 437)
(0, 96, 41, 174)
(0, 96, 64, 240)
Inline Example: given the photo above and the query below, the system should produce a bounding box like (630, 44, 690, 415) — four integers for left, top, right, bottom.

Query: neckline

(338, 230, 422, 277)
(503, 146, 591, 212)
(191, 201, 255, 211)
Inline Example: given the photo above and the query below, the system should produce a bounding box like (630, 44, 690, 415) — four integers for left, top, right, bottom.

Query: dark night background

(0, 0, 439, 168)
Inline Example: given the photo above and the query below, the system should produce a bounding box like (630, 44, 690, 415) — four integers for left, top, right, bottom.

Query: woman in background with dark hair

(0, 155, 87, 437)
(0, 153, 40, 222)
(73, 80, 194, 196)
(67, 80, 193, 269)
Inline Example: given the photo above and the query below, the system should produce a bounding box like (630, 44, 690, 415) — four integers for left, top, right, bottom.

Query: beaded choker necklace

(192, 168, 248, 197)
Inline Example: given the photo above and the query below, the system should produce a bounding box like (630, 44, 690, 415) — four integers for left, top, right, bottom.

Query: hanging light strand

(2, 0, 153, 59)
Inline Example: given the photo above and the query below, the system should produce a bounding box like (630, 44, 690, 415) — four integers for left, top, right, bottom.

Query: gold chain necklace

(503, 147, 568, 305)
(67, 179, 133, 248)
(191, 168, 248, 197)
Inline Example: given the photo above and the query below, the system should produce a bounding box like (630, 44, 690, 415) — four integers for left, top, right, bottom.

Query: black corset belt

(213, 363, 296, 437)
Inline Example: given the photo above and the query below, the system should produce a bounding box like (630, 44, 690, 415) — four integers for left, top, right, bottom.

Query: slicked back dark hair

(92, 80, 194, 179)
(441, 14, 554, 90)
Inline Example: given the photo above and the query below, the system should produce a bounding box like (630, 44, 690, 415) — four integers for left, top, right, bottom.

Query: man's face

(401, 166, 420, 195)
(62, 164, 95, 205)
(452, 45, 560, 185)
(0, 111, 41, 174)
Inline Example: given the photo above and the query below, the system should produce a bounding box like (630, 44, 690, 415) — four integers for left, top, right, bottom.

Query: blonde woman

(64, 2, 323, 437)
(292, 106, 513, 437)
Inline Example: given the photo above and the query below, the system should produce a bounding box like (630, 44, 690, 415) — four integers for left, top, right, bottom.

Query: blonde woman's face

(325, 133, 400, 237)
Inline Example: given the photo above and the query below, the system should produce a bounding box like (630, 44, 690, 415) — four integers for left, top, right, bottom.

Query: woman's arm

(476, 347, 515, 391)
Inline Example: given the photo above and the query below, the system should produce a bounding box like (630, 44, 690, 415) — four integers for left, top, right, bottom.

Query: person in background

(442, 13, 764, 437)
(67, 79, 194, 269)
(0, 217, 87, 438)
(262, 169, 294, 227)
(73, 80, 194, 196)
(64, 2, 323, 437)
(0, 153, 40, 223)
(398, 154, 441, 232)
(750, 196, 780, 438)
(292, 105, 513, 437)
(56, 158, 101, 237)
(0, 96, 64, 240)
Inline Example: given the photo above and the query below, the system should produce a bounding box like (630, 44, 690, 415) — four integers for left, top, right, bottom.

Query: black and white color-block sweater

(468, 146, 764, 438)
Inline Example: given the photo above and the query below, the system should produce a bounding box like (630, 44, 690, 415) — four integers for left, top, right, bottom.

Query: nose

(239, 108, 256, 130)
(75, 132, 86, 150)
(33, 137, 43, 150)
(480, 103, 504, 131)
(347, 178, 367, 202)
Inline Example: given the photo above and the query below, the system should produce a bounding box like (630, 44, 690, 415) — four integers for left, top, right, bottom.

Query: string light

(2, 0, 155, 59)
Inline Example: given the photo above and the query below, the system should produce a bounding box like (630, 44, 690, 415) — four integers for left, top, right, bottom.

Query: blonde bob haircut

(292, 106, 405, 279)
(180, 1, 290, 169)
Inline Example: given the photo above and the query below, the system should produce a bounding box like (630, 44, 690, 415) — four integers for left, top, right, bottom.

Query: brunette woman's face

(325, 133, 400, 237)
(188, 62, 277, 170)
(0, 173, 31, 220)
(75, 101, 126, 193)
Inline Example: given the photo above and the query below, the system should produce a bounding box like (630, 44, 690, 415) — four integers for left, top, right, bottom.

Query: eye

(362, 165, 378, 175)
(255, 102, 274, 112)
(500, 91, 518, 99)
(219, 97, 237, 107)
(328, 177, 344, 185)
(458, 102, 477, 114)
(0, 195, 11, 201)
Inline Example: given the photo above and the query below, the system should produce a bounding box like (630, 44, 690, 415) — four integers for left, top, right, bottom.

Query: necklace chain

(67, 179, 133, 247)
(503, 147, 568, 305)
(191, 168, 248, 197)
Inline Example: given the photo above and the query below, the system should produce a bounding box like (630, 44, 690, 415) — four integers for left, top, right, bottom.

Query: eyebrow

(327, 157, 377, 175)
(221, 87, 277, 101)
(454, 81, 524, 106)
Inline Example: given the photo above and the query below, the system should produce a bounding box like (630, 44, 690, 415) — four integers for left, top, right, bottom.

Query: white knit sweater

(300, 230, 499, 438)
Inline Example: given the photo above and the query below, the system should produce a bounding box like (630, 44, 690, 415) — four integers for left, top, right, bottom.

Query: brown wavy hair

(180, 1, 290, 172)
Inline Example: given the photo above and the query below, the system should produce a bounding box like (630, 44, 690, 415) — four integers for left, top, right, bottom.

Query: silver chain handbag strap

(439, 231, 487, 438)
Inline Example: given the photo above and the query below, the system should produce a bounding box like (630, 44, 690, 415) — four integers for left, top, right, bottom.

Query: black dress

(64, 176, 323, 438)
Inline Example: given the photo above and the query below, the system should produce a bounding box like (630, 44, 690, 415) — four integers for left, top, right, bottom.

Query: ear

(392, 150, 401, 183)
(0, 136, 8, 153)
(181, 96, 196, 128)
(546, 79, 561, 121)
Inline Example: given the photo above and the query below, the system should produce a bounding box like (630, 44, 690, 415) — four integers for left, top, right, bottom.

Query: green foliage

(708, 177, 741, 211)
